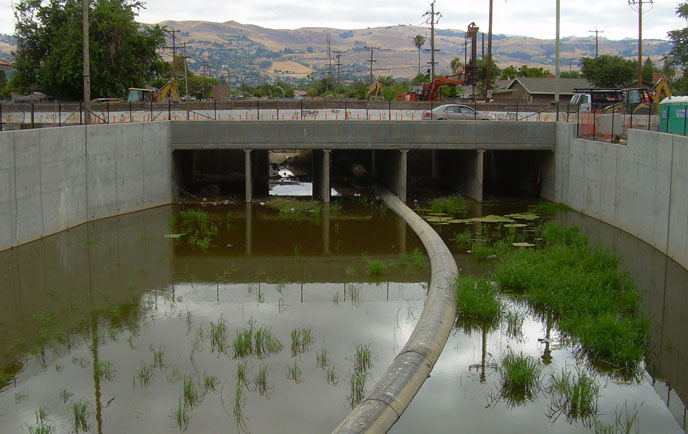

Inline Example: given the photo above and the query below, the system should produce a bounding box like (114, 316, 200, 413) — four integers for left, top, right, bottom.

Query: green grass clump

(171, 398, 190, 432)
(203, 374, 220, 394)
(492, 222, 648, 375)
(178, 208, 219, 251)
(325, 364, 339, 386)
(547, 367, 600, 427)
(316, 347, 330, 368)
(290, 327, 314, 357)
(182, 375, 204, 409)
(348, 370, 367, 409)
(455, 276, 503, 325)
(94, 361, 116, 381)
(497, 352, 542, 407)
(27, 407, 55, 434)
(72, 399, 90, 433)
(429, 195, 470, 215)
(286, 360, 303, 384)
(454, 228, 473, 246)
(134, 362, 155, 388)
(353, 344, 373, 373)
(254, 325, 282, 358)
(399, 248, 428, 270)
(210, 316, 230, 355)
(254, 366, 270, 397)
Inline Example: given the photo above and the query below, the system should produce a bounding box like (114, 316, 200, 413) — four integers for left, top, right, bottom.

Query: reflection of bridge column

(397, 216, 407, 253)
(322, 203, 330, 254)
(373, 149, 408, 202)
(431, 150, 439, 182)
(244, 150, 253, 203)
(245, 203, 252, 256)
(312, 149, 331, 203)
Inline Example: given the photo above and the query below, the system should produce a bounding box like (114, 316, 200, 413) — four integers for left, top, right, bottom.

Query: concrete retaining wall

(0, 123, 171, 251)
(553, 123, 688, 270)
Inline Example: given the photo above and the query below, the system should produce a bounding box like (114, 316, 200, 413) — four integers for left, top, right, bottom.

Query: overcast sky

(0, 0, 684, 41)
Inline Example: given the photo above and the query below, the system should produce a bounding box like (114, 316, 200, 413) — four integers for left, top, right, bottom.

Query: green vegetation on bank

(494, 222, 648, 373)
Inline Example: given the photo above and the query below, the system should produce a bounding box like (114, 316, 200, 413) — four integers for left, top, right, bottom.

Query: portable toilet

(659, 96, 688, 134)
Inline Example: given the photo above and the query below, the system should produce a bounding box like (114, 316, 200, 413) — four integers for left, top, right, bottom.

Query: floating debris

(504, 224, 528, 228)
(470, 215, 516, 223)
(505, 213, 540, 221)
(512, 242, 535, 248)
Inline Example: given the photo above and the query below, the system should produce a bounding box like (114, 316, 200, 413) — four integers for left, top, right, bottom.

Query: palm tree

(450, 57, 463, 75)
(413, 35, 426, 75)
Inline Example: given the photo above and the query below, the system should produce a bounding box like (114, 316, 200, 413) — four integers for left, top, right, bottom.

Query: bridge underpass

(170, 120, 556, 202)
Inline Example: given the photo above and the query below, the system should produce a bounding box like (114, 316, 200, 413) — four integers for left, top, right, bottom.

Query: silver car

(422, 104, 495, 120)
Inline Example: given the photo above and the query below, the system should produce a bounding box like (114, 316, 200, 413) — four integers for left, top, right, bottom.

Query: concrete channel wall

(0, 123, 171, 250)
(553, 123, 688, 271)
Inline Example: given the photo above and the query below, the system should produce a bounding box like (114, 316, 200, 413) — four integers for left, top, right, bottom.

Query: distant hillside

(0, 21, 672, 84)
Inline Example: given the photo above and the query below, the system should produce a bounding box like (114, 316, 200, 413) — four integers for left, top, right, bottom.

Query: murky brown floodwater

(0, 196, 685, 433)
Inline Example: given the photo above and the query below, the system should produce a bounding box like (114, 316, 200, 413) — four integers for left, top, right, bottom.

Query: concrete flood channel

(0, 190, 686, 433)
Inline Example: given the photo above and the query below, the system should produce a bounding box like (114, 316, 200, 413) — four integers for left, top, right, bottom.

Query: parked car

(422, 104, 496, 120)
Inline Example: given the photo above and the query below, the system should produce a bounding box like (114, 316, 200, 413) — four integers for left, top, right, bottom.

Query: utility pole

(423, 1, 441, 82)
(181, 42, 189, 101)
(628, 0, 653, 87)
(365, 46, 379, 84)
(588, 27, 604, 58)
(555, 0, 560, 121)
(486, 0, 493, 101)
(327, 34, 333, 91)
(82, 0, 90, 124)
(334, 51, 343, 85)
(165, 28, 181, 78)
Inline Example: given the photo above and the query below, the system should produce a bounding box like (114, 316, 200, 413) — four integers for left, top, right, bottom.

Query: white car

(423, 104, 496, 120)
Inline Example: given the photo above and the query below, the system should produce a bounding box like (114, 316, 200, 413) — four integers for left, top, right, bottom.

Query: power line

(334, 51, 344, 85)
(165, 28, 182, 78)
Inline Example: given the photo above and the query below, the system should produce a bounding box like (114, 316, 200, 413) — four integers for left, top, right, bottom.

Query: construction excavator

(126, 77, 181, 103)
(366, 81, 384, 100)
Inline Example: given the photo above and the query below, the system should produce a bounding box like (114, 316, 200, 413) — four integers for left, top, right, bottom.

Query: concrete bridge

(171, 120, 556, 203)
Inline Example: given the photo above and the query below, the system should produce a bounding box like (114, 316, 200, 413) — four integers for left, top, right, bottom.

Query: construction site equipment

(649, 76, 672, 104)
(366, 81, 383, 100)
(126, 78, 181, 103)
(397, 22, 479, 102)
(572, 88, 652, 115)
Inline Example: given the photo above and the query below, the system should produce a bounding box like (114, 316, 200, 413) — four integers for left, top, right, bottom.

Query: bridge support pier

(434, 150, 484, 202)
(312, 149, 331, 202)
(244, 149, 269, 202)
(373, 149, 408, 202)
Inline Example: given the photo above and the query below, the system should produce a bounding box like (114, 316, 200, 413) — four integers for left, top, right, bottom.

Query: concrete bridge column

(244, 150, 253, 203)
(321, 203, 330, 254)
(434, 150, 484, 202)
(374, 150, 408, 202)
(245, 203, 253, 256)
(312, 149, 331, 202)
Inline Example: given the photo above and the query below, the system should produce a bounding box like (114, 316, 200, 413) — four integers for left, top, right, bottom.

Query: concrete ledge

(332, 188, 458, 433)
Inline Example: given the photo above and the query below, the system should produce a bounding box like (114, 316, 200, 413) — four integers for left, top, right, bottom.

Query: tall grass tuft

(353, 344, 373, 373)
(171, 398, 190, 432)
(134, 362, 155, 388)
(316, 347, 330, 368)
(235, 361, 250, 389)
(429, 194, 469, 215)
(72, 399, 90, 433)
(290, 327, 314, 357)
(182, 375, 204, 409)
(348, 370, 367, 409)
(27, 407, 55, 434)
(496, 351, 542, 407)
(455, 276, 503, 328)
(210, 316, 230, 355)
(547, 367, 600, 427)
(254, 366, 270, 397)
(254, 325, 282, 358)
(94, 361, 116, 381)
(286, 360, 303, 384)
(325, 364, 339, 386)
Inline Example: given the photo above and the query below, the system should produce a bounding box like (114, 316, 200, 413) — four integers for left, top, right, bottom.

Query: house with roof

(0, 58, 11, 71)
(493, 77, 594, 104)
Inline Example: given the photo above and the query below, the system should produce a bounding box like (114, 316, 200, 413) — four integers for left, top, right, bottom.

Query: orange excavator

(398, 22, 479, 101)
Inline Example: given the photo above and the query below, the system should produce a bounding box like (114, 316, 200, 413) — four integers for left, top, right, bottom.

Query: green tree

(0, 70, 8, 98)
(11, 0, 166, 100)
(642, 58, 658, 84)
(668, 3, 688, 68)
(450, 57, 463, 75)
(413, 34, 425, 75)
(580, 55, 636, 88)
(560, 70, 581, 78)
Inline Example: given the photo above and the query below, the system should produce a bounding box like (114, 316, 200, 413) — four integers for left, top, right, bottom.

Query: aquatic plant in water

(94, 361, 116, 381)
(171, 398, 190, 432)
(546, 367, 600, 427)
(286, 359, 303, 383)
(348, 370, 367, 409)
(254, 366, 270, 397)
(26, 407, 55, 434)
(325, 364, 339, 386)
(72, 399, 90, 433)
(353, 344, 373, 373)
(182, 375, 205, 409)
(316, 347, 330, 368)
(236, 361, 250, 389)
(496, 351, 542, 407)
(455, 276, 503, 329)
(134, 362, 155, 389)
(290, 327, 314, 357)
(210, 316, 230, 355)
